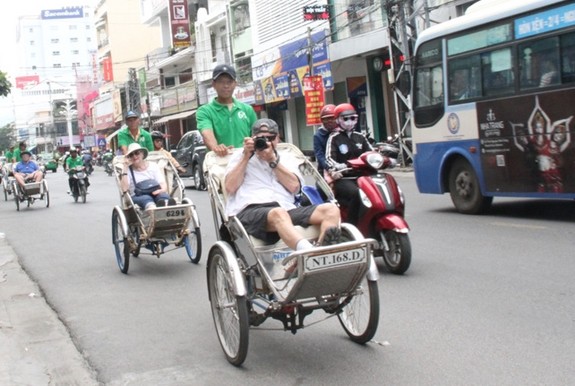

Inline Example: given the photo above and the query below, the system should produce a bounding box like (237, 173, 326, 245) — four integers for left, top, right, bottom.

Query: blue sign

(279, 30, 329, 73)
(515, 3, 575, 39)
(98, 138, 106, 147)
(42, 7, 84, 20)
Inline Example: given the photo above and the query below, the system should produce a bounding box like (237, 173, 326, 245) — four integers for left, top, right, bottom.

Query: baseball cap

(252, 118, 279, 135)
(125, 111, 139, 119)
(21, 150, 32, 157)
(212, 64, 236, 81)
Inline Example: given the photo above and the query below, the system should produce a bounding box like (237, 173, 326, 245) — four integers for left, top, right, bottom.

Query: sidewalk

(0, 233, 99, 385)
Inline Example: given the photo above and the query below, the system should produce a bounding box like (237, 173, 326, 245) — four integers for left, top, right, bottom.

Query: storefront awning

(154, 110, 196, 125)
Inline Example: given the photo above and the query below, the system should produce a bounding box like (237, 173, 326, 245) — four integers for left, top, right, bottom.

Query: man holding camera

(225, 119, 341, 255)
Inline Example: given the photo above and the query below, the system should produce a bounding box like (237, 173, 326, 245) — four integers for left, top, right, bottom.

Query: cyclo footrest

(259, 239, 376, 304)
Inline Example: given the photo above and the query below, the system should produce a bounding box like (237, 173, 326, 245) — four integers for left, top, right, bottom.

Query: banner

(303, 75, 324, 125)
(169, 0, 192, 50)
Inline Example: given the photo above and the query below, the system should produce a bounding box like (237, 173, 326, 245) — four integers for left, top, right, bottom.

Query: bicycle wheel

(338, 276, 379, 344)
(207, 245, 249, 366)
(112, 209, 130, 274)
(13, 182, 20, 211)
(42, 180, 50, 208)
(184, 226, 202, 264)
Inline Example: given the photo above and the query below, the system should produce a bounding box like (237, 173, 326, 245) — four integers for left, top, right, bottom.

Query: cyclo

(11, 172, 49, 211)
(111, 151, 202, 274)
(205, 143, 380, 366)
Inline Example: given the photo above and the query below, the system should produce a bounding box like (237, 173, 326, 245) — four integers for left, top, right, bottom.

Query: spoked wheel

(207, 245, 249, 366)
(80, 184, 87, 203)
(112, 209, 130, 274)
(42, 180, 50, 208)
(184, 226, 202, 264)
(3, 179, 8, 201)
(338, 276, 380, 344)
(337, 224, 379, 343)
(381, 231, 411, 275)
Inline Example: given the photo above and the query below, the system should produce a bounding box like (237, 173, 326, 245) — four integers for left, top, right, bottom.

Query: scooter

(69, 166, 88, 203)
(337, 151, 411, 274)
(104, 160, 114, 176)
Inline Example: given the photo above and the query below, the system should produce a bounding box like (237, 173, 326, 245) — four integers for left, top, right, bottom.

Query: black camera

(254, 136, 269, 151)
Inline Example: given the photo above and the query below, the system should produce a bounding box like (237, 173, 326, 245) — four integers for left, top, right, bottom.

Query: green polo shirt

(197, 97, 257, 148)
(117, 126, 154, 151)
(13, 148, 25, 162)
(5, 150, 13, 162)
(66, 155, 83, 171)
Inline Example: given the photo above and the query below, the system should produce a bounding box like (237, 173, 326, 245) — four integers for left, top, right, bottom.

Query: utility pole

(385, 0, 430, 166)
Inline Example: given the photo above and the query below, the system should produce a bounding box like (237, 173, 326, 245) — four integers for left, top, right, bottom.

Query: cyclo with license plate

(204, 143, 380, 366)
(110, 151, 202, 274)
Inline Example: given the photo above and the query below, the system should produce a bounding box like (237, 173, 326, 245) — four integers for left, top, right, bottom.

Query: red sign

(303, 75, 324, 125)
(169, 0, 191, 50)
(15, 75, 40, 89)
(303, 5, 329, 20)
(102, 57, 113, 82)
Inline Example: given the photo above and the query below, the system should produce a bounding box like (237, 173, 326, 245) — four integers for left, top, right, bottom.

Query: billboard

(15, 75, 40, 89)
(169, 0, 192, 50)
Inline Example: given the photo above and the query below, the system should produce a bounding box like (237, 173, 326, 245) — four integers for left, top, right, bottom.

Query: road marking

(490, 222, 546, 230)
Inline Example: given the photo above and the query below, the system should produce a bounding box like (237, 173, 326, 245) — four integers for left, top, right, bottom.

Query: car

(171, 130, 207, 190)
(37, 153, 58, 172)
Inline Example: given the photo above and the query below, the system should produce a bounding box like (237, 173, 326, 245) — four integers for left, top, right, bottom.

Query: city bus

(411, 0, 575, 213)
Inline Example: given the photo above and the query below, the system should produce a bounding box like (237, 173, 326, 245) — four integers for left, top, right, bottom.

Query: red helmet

(320, 104, 336, 119)
(334, 103, 357, 119)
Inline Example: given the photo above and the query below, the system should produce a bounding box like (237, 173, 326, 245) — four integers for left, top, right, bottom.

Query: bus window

(448, 56, 481, 102)
(481, 48, 514, 97)
(560, 32, 575, 83)
(519, 36, 560, 90)
(413, 65, 444, 127)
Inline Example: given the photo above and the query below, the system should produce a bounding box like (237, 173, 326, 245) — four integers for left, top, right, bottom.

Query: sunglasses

(341, 115, 358, 122)
(258, 135, 277, 141)
(128, 150, 143, 158)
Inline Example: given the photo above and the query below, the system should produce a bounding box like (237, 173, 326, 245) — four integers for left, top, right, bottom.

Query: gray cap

(252, 118, 279, 135)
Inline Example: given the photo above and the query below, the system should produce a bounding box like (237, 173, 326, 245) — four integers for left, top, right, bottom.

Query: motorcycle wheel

(381, 231, 412, 275)
(112, 209, 130, 274)
(337, 225, 379, 343)
(80, 185, 87, 203)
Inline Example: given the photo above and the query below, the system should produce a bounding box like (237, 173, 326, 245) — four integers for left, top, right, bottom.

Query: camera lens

(254, 137, 268, 151)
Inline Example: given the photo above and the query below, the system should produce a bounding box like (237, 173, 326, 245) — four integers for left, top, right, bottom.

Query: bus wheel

(448, 159, 492, 214)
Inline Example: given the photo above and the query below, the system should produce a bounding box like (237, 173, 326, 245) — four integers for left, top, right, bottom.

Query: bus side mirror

(398, 72, 411, 96)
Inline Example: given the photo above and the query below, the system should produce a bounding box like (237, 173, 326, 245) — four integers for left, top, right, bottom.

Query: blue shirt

(14, 160, 40, 174)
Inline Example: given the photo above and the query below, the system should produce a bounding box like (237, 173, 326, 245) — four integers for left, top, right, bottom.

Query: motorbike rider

(325, 103, 376, 226)
(313, 104, 339, 176)
(150, 131, 187, 174)
(81, 150, 94, 175)
(66, 148, 90, 194)
(102, 148, 114, 174)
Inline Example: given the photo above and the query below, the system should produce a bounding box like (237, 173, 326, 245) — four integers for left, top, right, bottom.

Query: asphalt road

(1, 167, 574, 385)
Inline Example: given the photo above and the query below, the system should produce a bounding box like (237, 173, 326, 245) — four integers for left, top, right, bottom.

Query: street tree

(0, 124, 16, 151)
(0, 70, 11, 97)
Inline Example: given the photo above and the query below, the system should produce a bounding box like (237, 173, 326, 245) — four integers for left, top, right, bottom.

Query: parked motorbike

(337, 151, 411, 274)
(69, 166, 88, 203)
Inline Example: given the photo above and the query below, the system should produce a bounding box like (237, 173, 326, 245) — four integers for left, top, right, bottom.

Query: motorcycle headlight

(365, 152, 385, 170)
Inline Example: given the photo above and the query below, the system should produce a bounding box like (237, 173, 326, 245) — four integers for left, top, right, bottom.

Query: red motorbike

(336, 151, 411, 274)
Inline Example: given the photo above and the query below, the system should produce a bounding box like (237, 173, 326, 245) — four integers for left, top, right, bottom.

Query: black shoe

(168, 198, 177, 206)
(157, 199, 168, 207)
(321, 226, 341, 246)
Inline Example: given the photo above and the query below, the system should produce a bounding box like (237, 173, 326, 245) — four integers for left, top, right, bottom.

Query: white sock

(296, 239, 313, 251)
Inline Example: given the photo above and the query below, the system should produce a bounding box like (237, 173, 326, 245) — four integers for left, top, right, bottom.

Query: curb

(0, 233, 99, 385)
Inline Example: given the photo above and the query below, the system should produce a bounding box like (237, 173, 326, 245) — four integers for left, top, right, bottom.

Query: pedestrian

(117, 111, 154, 155)
(197, 64, 257, 156)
